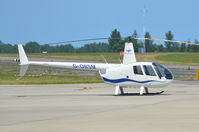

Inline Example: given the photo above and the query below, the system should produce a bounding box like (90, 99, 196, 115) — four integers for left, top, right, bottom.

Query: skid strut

(115, 86, 124, 95)
(140, 86, 149, 95)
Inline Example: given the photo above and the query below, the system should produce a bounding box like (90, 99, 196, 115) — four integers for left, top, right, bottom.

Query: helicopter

(16, 37, 178, 95)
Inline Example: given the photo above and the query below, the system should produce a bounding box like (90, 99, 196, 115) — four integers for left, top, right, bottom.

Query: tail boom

(29, 61, 119, 71)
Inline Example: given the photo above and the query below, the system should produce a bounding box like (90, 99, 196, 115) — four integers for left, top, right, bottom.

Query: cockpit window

(133, 65, 143, 75)
(143, 65, 156, 76)
(152, 62, 173, 80)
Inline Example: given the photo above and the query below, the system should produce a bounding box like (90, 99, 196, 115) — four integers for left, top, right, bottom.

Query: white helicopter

(16, 37, 175, 96)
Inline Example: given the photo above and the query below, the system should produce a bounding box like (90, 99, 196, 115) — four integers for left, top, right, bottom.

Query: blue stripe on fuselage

(102, 77, 157, 84)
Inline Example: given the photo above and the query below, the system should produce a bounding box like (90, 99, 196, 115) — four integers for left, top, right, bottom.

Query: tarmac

(0, 81, 199, 132)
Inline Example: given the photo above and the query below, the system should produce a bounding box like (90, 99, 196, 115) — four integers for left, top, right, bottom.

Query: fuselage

(100, 62, 173, 88)
(28, 61, 173, 88)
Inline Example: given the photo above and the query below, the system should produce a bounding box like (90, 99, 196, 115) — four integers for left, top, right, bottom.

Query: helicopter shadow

(114, 91, 170, 96)
(15, 91, 170, 97)
(81, 91, 170, 96)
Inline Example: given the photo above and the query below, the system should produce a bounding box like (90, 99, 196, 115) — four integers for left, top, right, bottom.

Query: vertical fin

(123, 42, 136, 64)
(19, 64, 29, 76)
(17, 44, 29, 76)
(18, 44, 29, 65)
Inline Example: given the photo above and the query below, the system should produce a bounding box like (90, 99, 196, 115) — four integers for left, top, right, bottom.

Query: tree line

(0, 29, 199, 53)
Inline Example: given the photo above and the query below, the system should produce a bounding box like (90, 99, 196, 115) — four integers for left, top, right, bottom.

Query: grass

(0, 64, 103, 85)
(155, 52, 199, 66)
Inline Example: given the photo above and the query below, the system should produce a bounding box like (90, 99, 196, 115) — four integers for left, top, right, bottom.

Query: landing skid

(115, 91, 165, 96)
(114, 85, 165, 96)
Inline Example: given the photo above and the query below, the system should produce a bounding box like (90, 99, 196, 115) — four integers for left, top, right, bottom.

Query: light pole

(142, 6, 147, 53)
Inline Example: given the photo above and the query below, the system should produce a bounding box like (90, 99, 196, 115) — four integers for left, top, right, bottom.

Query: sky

(0, 0, 199, 46)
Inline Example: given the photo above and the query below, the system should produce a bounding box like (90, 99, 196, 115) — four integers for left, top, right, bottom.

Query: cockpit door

(132, 65, 145, 82)
(142, 65, 158, 82)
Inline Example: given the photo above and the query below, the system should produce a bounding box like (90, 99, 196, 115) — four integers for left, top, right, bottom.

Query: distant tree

(165, 31, 174, 52)
(174, 41, 181, 52)
(2, 29, 199, 54)
(117, 39, 125, 52)
(56, 44, 74, 53)
(0, 43, 17, 53)
(157, 44, 165, 52)
(41, 44, 50, 52)
(12, 44, 18, 53)
(77, 43, 109, 53)
(187, 39, 199, 52)
(109, 29, 122, 52)
(0, 41, 5, 53)
(0, 40, 3, 44)
(98, 43, 109, 52)
(25, 41, 41, 53)
(180, 43, 186, 52)
(192, 39, 199, 52)
(144, 32, 153, 52)
(187, 44, 192, 52)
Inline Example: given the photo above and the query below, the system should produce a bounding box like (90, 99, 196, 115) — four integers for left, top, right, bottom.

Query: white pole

(142, 7, 147, 53)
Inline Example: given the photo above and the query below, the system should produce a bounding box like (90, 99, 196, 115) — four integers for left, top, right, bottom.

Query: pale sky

(0, 0, 199, 46)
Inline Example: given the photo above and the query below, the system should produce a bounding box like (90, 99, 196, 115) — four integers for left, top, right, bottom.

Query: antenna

(119, 58, 122, 64)
(100, 55, 108, 64)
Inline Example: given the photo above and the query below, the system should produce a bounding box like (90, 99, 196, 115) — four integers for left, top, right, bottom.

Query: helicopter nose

(167, 78, 174, 84)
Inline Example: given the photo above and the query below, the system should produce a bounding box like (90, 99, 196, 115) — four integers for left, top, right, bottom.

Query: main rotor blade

(43, 36, 199, 46)
(44, 37, 109, 45)
(136, 38, 199, 46)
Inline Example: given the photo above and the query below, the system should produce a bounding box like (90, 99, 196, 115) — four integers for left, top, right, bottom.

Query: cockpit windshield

(152, 62, 173, 80)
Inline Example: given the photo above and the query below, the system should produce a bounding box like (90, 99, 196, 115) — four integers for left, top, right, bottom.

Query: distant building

(42, 51, 47, 54)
